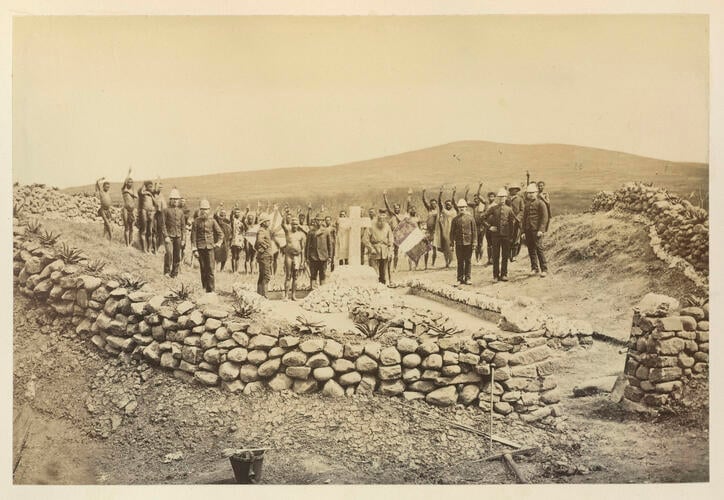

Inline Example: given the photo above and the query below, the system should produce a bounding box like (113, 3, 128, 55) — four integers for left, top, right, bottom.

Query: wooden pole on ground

(489, 367, 495, 451)
(503, 453, 529, 483)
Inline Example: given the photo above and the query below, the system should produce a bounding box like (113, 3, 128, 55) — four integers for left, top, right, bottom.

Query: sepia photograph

(7, 6, 717, 491)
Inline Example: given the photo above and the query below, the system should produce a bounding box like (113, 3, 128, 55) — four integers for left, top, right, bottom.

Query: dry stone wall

(14, 183, 123, 226)
(13, 222, 564, 423)
(621, 293, 709, 410)
(591, 182, 708, 275)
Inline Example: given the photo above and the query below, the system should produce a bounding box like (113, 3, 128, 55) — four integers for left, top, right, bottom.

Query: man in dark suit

(255, 213, 274, 297)
(190, 199, 223, 292)
(485, 189, 517, 282)
(305, 215, 333, 289)
(450, 199, 477, 285)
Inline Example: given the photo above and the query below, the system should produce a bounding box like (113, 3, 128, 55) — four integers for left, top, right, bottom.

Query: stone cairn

(14, 183, 124, 226)
(591, 182, 708, 275)
(621, 293, 709, 410)
(13, 223, 564, 423)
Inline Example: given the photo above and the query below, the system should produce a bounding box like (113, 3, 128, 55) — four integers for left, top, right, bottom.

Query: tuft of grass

(167, 282, 196, 301)
(86, 258, 108, 274)
(233, 295, 261, 319)
(26, 219, 42, 235)
(295, 315, 326, 334)
(13, 200, 24, 218)
(117, 274, 148, 291)
(57, 242, 85, 264)
(39, 230, 61, 247)
(682, 295, 707, 308)
(428, 322, 464, 337)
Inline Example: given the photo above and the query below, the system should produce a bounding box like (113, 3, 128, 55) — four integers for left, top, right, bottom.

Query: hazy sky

(13, 15, 708, 188)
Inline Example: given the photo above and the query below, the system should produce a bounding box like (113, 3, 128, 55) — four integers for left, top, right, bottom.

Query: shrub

(57, 242, 85, 264)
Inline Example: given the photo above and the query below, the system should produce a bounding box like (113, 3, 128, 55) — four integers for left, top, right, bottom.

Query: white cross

(337, 206, 372, 265)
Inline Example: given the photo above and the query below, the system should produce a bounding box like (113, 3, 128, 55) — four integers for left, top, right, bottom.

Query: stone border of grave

(619, 293, 709, 413)
(12, 221, 565, 422)
(405, 279, 594, 350)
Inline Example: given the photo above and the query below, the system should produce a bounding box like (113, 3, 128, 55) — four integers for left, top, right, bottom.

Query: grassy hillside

(65, 140, 708, 214)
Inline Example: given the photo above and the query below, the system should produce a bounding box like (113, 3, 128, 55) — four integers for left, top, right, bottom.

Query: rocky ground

(12, 209, 709, 484)
(13, 291, 708, 484)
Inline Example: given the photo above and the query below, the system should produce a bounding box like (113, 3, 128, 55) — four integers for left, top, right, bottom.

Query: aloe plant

(86, 258, 108, 274)
(57, 242, 85, 264)
(166, 282, 195, 301)
(117, 274, 148, 291)
(233, 295, 260, 319)
(26, 219, 42, 235)
(354, 318, 390, 339)
(39, 230, 61, 247)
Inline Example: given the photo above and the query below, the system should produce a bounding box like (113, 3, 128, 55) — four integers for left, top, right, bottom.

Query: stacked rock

(14, 183, 123, 226)
(591, 182, 709, 274)
(621, 293, 709, 410)
(407, 279, 594, 350)
(13, 224, 563, 422)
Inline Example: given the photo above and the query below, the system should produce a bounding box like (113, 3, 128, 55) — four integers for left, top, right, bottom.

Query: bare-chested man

(282, 216, 307, 300)
(121, 168, 136, 246)
(137, 181, 155, 253)
(95, 177, 113, 242)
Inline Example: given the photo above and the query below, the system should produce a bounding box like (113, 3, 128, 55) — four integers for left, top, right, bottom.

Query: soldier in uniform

(190, 199, 223, 293)
(522, 183, 550, 277)
(537, 180, 552, 232)
(160, 189, 186, 278)
(485, 188, 517, 282)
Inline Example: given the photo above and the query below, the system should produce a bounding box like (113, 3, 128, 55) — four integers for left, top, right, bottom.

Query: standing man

(282, 216, 306, 300)
(383, 190, 404, 275)
(522, 183, 550, 277)
(421, 190, 439, 270)
(363, 210, 394, 285)
(255, 213, 274, 297)
(323, 215, 336, 272)
(137, 181, 155, 253)
(305, 215, 333, 289)
(537, 181, 552, 232)
(508, 185, 524, 262)
(230, 205, 245, 273)
(121, 168, 136, 247)
(361, 207, 377, 266)
(450, 199, 477, 285)
(95, 177, 113, 242)
(483, 191, 496, 266)
(437, 187, 457, 269)
(152, 182, 167, 253)
(190, 199, 223, 293)
(160, 189, 186, 278)
(485, 189, 516, 282)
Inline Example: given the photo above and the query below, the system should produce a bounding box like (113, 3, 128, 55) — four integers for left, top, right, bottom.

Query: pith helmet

(525, 183, 539, 194)
(258, 213, 271, 224)
(199, 199, 210, 209)
(169, 188, 181, 199)
(496, 188, 508, 197)
(457, 198, 468, 208)
(508, 185, 521, 193)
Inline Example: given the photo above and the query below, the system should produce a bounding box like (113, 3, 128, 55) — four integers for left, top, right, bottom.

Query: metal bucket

(229, 450, 265, 484)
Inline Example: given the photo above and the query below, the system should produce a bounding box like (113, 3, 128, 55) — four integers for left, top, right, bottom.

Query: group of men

(94, 170, 552, 298)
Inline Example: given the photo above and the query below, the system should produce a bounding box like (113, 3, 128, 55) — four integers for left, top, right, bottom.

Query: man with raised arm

(421, 189, 440, 270)
(438, 186, 457, 268)
(95, 177, 113, 242)
(137, 180, 155, 253)
(121, 168, 136, 247)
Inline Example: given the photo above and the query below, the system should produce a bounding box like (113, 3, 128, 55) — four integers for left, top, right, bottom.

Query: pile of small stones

(14, 183, 124, 226)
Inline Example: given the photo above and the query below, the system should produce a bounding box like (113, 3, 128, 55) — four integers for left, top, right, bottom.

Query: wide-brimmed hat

(496, 188, 508, 197)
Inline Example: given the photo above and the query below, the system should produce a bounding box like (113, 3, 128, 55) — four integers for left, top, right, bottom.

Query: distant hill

(64, 140, 708, 214)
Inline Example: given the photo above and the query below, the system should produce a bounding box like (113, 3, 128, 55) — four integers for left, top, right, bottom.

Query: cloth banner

(394, 218, 431, 264)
